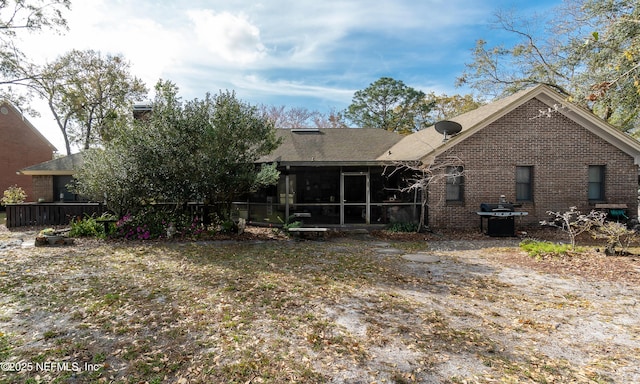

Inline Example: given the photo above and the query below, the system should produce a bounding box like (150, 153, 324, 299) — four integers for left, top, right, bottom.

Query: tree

(0, 0, 69, 38)
(456, 12, 571, 98)
(39, 49, 148, 154)
(1, 0, 70, 103)
(4, 46, 147, 155)
(457, 0, 640, 133)
(259, 105, 319, 128)
(73, 80, 281, 220)
(71, 147, 145, 216)
(345, 77, 434, 134)
(192, 89, 281, 218)
(567, 0, 640, 130)
(312, 108, 349, 128)
(385, 155, 465, 232)
(259, 105, 348, 128)
(421, 92, 485, 126)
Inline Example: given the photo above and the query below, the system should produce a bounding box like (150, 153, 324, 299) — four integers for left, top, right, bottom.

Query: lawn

(0, 232, 639, 383)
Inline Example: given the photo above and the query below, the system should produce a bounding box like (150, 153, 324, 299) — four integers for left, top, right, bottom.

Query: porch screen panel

(343, 175, 366, 203)
(370, 169, 414, 203)
(296, 167, 340, 204)
(289, 167, 341, 225)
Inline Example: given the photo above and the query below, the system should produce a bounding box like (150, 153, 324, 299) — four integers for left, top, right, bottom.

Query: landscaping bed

(0, 225, 639, 383)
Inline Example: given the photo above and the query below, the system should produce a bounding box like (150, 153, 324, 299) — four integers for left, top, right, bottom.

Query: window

(516, 166, 533, 201)
(588, 165, 605, 201)
(446, 166, 464, 202)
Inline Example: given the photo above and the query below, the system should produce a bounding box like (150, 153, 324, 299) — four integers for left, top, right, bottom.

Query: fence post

(5, 205, 14, 228)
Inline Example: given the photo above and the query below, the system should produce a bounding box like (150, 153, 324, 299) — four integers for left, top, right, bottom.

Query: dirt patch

(392, 240, 640, 382)
(0, 226, 639, 383)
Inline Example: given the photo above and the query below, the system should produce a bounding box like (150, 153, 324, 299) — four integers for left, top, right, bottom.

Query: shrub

(542, 206, 639, 256)
(39, 228, 56, 236)
(114, 207, 207, 240)
(1, 185, 27, 205)
(541, 207, 606, 250)
(519, 239, 579, 258)
(276, 215, 302, 234)
(591, 221, 638, 255)
(219, 220, 239, 234)
(387, 222, 419, 232)
(69, 215, 105, 238)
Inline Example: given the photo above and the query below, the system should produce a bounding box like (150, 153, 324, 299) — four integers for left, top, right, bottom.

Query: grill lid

(480, 203, 515, 212)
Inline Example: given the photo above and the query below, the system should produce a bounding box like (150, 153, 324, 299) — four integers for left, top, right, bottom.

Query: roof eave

(18, 170, 76, 176)
(266, 160, 399, 167)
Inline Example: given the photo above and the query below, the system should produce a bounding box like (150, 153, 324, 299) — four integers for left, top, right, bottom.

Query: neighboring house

(0, 101, 57, 202)
(245, 85, 640, 229)
(18, 153, 84, 202)
(16, 104, 151, 203)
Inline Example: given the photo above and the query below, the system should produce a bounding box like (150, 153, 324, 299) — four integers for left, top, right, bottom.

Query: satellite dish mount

(434, 120, 462, 142)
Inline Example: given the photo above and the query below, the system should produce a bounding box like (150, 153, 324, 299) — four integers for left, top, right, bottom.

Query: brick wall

(32, 175, 54, 202)
(427, 98, 639, 230)
(0, 103, 54, 201)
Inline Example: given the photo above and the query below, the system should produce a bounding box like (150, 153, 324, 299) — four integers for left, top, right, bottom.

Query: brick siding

(32, 175, 54, 202)
(0, 104, 54, 202)
(428, 98, 639, 230)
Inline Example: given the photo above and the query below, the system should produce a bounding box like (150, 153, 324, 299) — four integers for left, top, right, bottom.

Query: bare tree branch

(384, 155, 465, 232)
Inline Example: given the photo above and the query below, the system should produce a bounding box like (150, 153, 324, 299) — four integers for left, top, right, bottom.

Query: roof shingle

(259, 128, 402, 164)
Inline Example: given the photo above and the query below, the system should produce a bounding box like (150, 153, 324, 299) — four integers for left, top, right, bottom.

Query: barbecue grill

(477, 201, 528, 237)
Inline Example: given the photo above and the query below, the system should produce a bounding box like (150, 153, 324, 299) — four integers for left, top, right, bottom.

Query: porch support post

(365, 169, 370, 224)
(285, 174, 290, 220)
(339, 172, 344, 225)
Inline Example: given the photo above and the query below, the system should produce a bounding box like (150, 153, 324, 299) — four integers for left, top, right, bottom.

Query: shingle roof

(19, 129, 402, 174)
(259, 128, 403, 165)
(19, 153, 84, 175)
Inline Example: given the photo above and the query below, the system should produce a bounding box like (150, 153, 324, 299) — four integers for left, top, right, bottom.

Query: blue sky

(17, 0, 562, 151)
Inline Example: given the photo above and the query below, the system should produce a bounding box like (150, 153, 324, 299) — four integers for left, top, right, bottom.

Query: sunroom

(232, 128, 421, 227)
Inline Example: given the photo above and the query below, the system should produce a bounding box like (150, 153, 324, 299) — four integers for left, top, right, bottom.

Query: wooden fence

(5, 203, 106, 228)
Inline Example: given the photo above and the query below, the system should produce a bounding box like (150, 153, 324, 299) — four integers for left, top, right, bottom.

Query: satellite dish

(434, 120, 462, 142)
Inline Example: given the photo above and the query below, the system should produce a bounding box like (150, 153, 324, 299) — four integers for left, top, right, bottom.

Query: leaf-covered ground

(0, 227, 639, 383)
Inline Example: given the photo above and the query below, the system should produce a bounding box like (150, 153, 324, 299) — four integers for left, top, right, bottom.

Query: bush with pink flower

(114, 207, 210, 240)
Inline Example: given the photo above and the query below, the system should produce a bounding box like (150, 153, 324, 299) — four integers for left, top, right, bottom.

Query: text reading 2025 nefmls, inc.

(1, 361, 102, 373)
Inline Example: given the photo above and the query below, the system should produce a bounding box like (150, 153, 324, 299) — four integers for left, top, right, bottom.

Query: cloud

(11, 0, 561, 152)
(237, 74, 354, 102)
(186, 9, 266, 65)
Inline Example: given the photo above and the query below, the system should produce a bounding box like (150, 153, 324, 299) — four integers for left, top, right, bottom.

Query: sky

(14, 0, 562, 152)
